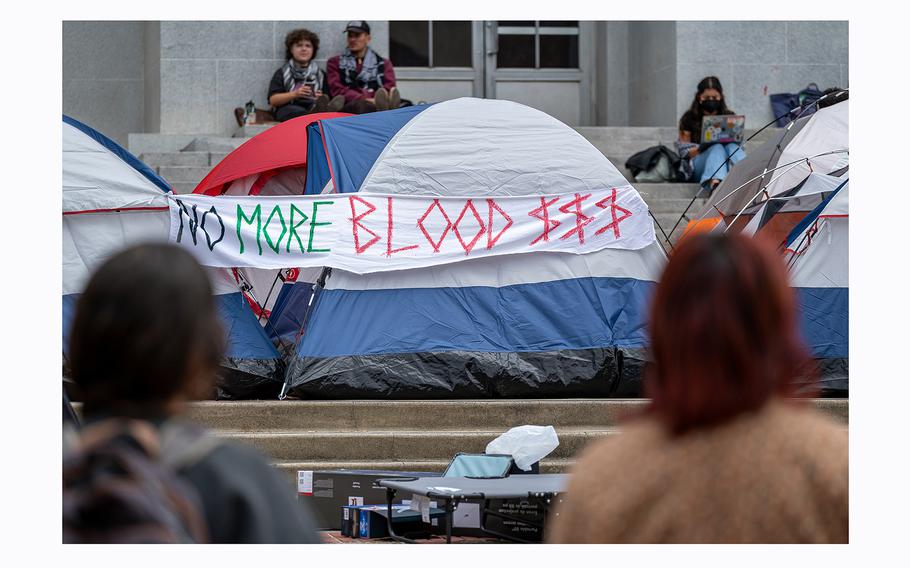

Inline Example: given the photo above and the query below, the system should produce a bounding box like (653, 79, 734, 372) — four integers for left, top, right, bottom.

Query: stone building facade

(63, 20, 848, 146)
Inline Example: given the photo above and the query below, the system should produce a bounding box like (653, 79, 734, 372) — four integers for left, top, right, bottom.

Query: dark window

(390, 21, 429, 67)
(390, 21, 472, 68)
(496, 21, 579, 69)
(540, 34, 579, 68)
(497, 34, 535, 68)
(432, 21, 472, 67)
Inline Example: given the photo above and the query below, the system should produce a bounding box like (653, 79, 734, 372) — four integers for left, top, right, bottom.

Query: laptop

(701, 114, 746, 144)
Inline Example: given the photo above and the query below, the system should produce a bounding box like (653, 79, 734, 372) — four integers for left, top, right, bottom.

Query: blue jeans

(693, 142, 746, 187)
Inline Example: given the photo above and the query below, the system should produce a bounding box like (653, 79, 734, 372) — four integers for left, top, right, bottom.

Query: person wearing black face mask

(676, 76, 746, 192)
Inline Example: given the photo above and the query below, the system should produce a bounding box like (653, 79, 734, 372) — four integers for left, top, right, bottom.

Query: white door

(482, 21, 593, 126)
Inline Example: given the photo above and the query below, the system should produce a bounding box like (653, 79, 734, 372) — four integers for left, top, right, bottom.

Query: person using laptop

(676, 76, 747, 192)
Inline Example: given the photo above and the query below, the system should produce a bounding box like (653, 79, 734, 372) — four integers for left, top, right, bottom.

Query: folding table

(378, 474, 568, 543)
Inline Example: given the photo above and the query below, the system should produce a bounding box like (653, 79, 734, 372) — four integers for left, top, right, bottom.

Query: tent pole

(721, 150, 848, 232)
(279, 266, 333, 400)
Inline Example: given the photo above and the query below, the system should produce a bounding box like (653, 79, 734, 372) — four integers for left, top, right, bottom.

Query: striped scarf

(338, 47, 384, 91)
(281, 59, 320, 93)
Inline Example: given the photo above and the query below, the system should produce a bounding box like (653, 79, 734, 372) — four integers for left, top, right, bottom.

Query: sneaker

(327, 95, 345, 112)
(388, 87, 401, 109)
(374, 88, 390, 111)
(312, 95, 329, 113)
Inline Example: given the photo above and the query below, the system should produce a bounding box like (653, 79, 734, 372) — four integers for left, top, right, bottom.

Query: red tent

(193, 112, 349, 196)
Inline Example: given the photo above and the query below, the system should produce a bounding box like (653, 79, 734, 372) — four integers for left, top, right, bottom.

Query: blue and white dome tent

(283, 98, 667, 398)
(62, 115, 284, 399)
(784, 181, 849, 392)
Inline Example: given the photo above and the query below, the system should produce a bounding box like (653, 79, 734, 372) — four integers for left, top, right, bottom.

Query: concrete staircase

(184, 399, 849, 484)
(130, 125, 784, 247)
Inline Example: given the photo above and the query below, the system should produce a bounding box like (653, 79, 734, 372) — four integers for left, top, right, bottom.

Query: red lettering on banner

(558, 193, 594, 244)
(386, 197, 418, 256)
(529, 196, 562, 245)
(348, 196, 381, 253)
(486, 199, 513, 249)
(452, 200, 486, 254)
(594, 188, 633, 239)
(417, 199, 454, 253)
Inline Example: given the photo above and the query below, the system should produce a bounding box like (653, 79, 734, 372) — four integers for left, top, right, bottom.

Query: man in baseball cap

(343, 20, 371, 34)
(327, 21, 401, 113)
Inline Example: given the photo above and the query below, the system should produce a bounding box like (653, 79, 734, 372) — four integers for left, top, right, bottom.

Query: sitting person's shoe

(374, 88, 390, 111)
(233, 107, 246, 127)
(388, 87, 401, 109)
(312, 95, 329, 113)
(327, 95, 345, 112)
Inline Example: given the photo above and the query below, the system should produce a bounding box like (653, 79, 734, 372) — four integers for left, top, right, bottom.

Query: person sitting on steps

(677, 76, 746, 193)
(326, 21, 400, 114)
(268, 28, 344, 122)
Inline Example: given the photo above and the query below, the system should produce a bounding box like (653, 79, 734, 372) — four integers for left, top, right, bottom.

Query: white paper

(297, 470, 313, 495)
(348, 496, 364, 506)
(453, 502, 481, 528)
(411, 494, 432, 523)
(168, 187, 655, 274)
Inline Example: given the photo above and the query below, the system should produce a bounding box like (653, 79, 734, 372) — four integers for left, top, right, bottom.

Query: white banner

(167, 186, 654, 274)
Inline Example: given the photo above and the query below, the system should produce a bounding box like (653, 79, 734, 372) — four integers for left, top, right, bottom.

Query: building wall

(62, 21, 146, 146)
(62, 20, 848, 138)
(157, 21, 389, 135)
(675, 21, 848, 128)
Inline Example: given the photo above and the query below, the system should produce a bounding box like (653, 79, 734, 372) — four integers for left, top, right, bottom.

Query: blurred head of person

(68, 244, 223, 419)
(344, 20, 371, 57)
(646, 233, 814, 436)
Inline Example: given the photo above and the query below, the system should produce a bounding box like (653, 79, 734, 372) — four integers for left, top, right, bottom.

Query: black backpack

(625, 145, 685, 183)
(63, 419, 220, 543)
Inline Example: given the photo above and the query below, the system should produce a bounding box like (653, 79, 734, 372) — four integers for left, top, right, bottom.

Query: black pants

(274, 103, 315, 122)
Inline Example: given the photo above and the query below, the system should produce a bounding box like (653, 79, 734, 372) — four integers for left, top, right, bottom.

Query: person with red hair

(547, 233, 847, 543)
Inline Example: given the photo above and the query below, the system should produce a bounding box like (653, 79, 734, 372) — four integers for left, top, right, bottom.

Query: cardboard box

(353, 504, 447, 539)
(297, 469, 441, 530)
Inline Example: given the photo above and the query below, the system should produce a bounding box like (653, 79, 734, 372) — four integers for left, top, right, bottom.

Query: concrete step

(186, 399, 645, 432)
(645, 197, 711, 215)
(273, 458, 573, 477)
(140, 151, 211, 168)
(169, 182, 198, 195)
(235, 123, 279, 138)
(209, 151, 231, 167)
(158, 166, 213, 185)
(633, 182, 704, 200)
(182, 137, 248, 152)
(213, 428, 619, 461)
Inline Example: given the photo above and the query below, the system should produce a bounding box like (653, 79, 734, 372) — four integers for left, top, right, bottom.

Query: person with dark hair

(64, 244, 320, 543)
(677, 76, 746, 192)
(547, 233, 847, 543)
(326, 21, 400, 114)
(268, 28, 345, 122)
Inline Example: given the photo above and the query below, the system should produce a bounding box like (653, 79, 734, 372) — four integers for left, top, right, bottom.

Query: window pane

(390, 21, 429, 67)
(497, 34, 535, 68)
(498, 20, 534, 26)
(540, 34, 578, 68)
(432, 21, 472, 67)
(539, 21, 579, 27)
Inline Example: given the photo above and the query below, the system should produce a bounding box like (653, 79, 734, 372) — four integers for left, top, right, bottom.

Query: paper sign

(453, 502, 481, 528)
(168, 186, 654, 274)
(297, 470, 313, 495)
(348, 496, 364, 506)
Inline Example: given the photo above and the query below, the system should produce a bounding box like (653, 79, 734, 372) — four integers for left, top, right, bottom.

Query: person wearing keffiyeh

(326, 21, 401, 114)
(267, 28, 344, 122)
